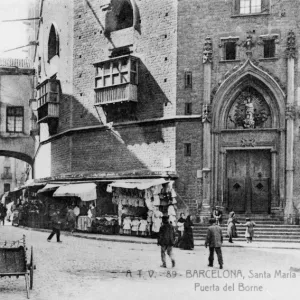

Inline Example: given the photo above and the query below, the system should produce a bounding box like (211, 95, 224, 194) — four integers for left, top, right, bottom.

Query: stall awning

(37, 184, 62, 194)
(53, 183, 97, 201)
(107, 178, 170, 190)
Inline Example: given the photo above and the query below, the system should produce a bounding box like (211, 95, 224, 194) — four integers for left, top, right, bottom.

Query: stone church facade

(30, 0, 300, 223)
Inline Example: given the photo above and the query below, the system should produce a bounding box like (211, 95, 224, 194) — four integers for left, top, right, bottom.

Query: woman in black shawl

(179, 215, 194, 250)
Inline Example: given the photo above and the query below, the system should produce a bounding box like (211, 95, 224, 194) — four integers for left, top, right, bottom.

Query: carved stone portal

(227, 87, 271, 129)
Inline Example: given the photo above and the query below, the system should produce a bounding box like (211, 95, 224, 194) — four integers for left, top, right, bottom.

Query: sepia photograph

(0, 0, 300, 299)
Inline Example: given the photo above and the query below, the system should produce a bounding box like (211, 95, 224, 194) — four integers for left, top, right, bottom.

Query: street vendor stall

(53, 183, 97, 232)
(106, 178, 178, 237)
(91, 215, 119, 234)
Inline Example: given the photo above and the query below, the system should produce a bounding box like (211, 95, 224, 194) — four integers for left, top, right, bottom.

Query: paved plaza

(0, 225, 300, 300)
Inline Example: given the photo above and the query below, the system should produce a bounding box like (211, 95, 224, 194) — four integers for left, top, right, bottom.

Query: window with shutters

(233, 0, 270, 16)
(6, 107, 24, 133)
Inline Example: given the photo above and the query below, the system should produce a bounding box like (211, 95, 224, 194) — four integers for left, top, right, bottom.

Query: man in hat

(157, 216, 176, 268)
(205, 218, 223, 269)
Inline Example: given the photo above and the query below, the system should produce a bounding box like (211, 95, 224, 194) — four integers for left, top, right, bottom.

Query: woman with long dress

(227, 211, 239, 243)
(179, 215, 194, 250)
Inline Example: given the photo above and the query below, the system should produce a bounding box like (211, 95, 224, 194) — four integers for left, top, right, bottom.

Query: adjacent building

(30, 0, 300, 223)
(0, 58, 35, 196)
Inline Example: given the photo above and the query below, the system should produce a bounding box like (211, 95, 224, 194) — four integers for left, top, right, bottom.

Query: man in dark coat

(47, 210, 62, 243)
(158, 216, 176, 268)
(205, 218, 223, 269)
(0, 203, 7, 226)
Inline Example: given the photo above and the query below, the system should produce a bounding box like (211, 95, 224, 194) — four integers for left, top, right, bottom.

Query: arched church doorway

(211, 60, 286, 216)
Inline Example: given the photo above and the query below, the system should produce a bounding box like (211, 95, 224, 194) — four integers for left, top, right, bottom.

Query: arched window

(105, 0, 139, 34)
(48, 24, 59, 61)
(116, 1, 133, 30)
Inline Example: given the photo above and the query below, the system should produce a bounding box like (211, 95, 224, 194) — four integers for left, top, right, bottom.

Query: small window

(4, 183, 10, 193)
(48, 24, 59, 61)
(263, 40, 275, 58)
(7, 107, 24, 133)
(185, 103, 192, 115)
(240, 0, 261, 14)
(184, 143, 192, 157)
(225, 42, 236, 60)
(185, 71, 192, 88)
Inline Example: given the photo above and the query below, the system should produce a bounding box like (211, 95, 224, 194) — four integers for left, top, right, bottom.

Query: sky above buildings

(0, 0, 33, 59)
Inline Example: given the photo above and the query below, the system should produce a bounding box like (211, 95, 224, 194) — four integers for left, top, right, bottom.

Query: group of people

(157, 212, 195, 268)
(157, 207, 257, 269)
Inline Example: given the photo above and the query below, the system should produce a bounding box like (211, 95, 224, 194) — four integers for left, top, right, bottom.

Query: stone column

(200, 37, 213, 222)
(285, 31, 296, 223)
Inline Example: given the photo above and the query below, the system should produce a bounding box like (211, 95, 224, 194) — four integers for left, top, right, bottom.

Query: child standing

(245, 218, 256, 243)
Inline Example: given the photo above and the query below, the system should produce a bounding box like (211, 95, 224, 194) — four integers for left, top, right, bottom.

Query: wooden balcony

(37, 102, 59, 123)
(95, 83, 137, 106)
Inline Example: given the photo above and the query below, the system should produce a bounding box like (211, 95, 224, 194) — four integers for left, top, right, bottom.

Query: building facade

(31, 0, 300, 223)
(0, 58, 35, 196)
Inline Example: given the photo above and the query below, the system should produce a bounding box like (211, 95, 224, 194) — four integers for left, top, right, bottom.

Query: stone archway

(211, 59, 286, 216)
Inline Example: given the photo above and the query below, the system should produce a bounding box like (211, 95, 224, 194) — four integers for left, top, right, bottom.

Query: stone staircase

(194, 214, 300, 243)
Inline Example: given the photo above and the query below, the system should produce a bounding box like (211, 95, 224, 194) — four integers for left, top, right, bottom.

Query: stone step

(195, 224, 300, 228)
(194, 230, 300, 235)
(194, 233, 300, 238)
(193, 237, 300, 243)
(194, 226, 300, 233)
(193, 234, 300, 239)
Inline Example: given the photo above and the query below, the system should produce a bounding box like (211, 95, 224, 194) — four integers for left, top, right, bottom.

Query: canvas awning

(107, 178, 170, 190)
(53, 183, 97, 201)
(37, 184, 62, 194)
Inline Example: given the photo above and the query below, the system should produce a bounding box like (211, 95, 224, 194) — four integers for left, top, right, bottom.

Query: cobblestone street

(1, 225, 300, 300)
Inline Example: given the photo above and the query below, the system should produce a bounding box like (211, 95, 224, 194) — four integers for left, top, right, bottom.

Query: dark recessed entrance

(226, 150, 271, 214)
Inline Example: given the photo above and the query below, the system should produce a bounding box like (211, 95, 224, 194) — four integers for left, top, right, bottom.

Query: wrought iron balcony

(95, 83, 137, 105)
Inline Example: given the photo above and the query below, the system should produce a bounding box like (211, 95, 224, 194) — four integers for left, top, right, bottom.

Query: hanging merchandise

(131, 217, 140, 235)
(123, 216, 132, 235)
(108, 179, 178, 237)
(138, 218, 148, 236)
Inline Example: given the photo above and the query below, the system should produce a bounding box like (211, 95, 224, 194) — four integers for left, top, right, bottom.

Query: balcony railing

(95, 83, 137, 105)
(1, 173, 12, 180)
(37, 102, 59, 123)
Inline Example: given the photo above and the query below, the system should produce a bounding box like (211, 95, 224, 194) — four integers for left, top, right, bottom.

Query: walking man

(205, 218, 223, 269)
(158, 216, 176, 268)
(47, 209, 62, 243)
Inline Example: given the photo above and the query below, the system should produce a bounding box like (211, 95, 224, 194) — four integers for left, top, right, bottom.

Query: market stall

(53, 183, 97, 232)
(107, 178, 177, 237)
